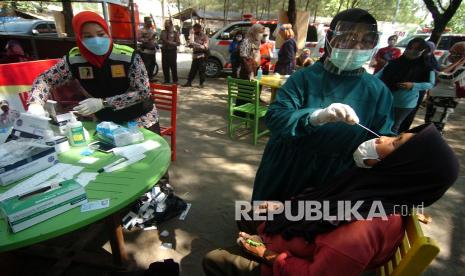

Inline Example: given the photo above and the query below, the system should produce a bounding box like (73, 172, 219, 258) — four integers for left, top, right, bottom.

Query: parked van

(206, 20, 326, 77)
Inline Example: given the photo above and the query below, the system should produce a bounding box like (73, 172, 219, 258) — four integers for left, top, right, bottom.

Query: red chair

(149, 83, 178, 161)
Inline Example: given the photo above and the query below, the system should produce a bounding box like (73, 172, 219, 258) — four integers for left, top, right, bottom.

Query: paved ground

(3, 54, 464, 275)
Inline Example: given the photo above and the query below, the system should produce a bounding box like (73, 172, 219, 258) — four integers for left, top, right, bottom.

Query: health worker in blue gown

(252, 9, 394, 201)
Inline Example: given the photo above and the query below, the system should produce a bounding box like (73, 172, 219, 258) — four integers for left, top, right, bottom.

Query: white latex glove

(73, 98, 104, 116)
(27, 103, 47, 117)
(310, 103, 360, 125)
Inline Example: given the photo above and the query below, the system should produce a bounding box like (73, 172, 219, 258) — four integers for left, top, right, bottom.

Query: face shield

(327, 21, 379, 71)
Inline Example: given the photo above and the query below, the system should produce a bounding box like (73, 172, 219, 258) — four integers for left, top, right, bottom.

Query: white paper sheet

(112, 140, 160, 159)
(75, 172, 99, 187)
(0, 163, 84, 201)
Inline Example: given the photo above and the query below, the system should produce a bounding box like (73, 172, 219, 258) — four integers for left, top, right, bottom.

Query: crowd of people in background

(225, 21, 465, 134)
(2, 15, 464, 133)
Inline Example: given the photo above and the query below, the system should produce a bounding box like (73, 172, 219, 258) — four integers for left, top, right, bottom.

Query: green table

(0, 122, 171, 265)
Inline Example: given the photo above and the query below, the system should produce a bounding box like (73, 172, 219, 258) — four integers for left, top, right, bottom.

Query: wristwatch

(102, 98, 111, 108)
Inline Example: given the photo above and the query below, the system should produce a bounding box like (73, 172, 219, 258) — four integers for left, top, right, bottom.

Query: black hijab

(320, 8, 378, 63)
(264, 124, 459, 243)
(381, 37, 433, 92)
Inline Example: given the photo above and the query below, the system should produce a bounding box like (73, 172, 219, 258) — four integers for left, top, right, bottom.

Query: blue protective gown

(252, 62, 394, 201)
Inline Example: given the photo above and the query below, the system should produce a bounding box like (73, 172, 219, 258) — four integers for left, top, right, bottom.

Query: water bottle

(257, 67, 263, 80)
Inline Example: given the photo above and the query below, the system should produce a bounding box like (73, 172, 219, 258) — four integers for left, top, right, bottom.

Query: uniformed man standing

(139, 16, 158, 81)
(182, 23, 209, 88)
(160, 19, 180, 84)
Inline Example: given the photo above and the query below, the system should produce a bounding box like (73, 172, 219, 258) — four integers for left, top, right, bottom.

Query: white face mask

(353, 138, 380, 168)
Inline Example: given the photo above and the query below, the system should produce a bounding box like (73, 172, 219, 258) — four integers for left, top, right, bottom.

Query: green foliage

(447, 3, 465, 33)
(174, 0, 429, 24)
(5, 0, 62, 14)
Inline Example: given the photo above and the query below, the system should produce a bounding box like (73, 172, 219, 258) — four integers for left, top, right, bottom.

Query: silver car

(0, 19, 57, 36)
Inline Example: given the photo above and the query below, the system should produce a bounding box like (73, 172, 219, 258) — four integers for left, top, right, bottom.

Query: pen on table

(104, 154, 145, 173)
(98, 157, 127, 173)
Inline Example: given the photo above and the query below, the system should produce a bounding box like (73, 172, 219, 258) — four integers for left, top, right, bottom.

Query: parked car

(206, 20, 325, 77)
(0, 19, 57, 36)
(395, 33, 465, 60)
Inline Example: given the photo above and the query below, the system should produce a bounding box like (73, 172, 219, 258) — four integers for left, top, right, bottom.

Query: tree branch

(443, 0, 462, 22)
(436, 0, 445, 12)
(423, 0, 441, 19)
(351, 0, 361, 8)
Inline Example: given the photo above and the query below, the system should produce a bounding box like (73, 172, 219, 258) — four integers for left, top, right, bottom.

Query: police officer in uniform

(28, 11, 160, 134)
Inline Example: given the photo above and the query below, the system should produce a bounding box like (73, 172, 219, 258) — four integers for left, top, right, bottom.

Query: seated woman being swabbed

(353, 132, 415, 168)
(203, 124, 459, 276)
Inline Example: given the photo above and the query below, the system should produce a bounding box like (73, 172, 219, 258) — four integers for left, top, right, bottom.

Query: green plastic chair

(227, 77, 269, 145)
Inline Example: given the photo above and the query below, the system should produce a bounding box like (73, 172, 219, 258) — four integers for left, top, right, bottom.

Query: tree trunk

(241, 0, 245, 17)
(267, 0, 271, 19)
(423, 0, 463, 44)
(176, 0, 181, 14)
(256, 0, 259, 19)
(313, 3, 319, 22)
(224, 0, 229, 26)
(336, 0, 344, 14)
(161, 0, 165, 23)
(61, 1, 74, 37)
(288, 0, 296, 26)
(305, 0, 311, 10)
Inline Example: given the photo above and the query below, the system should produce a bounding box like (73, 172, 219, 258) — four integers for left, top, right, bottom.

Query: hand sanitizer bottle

(67, 112, 86, 146)
(257, 66, 263, 80)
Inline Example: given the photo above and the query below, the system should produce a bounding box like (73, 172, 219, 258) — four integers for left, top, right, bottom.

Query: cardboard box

(0, 143, 57, 186)
(12, 113, 52, 138)
(0, 179, 88, 233)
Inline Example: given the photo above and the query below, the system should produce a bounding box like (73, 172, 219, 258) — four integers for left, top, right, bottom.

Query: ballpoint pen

(98, 157, 127, 173)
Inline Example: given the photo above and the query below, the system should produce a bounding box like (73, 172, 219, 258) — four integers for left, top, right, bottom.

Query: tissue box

(96, 122, 144, 147)
(0, 179, 87, 233)
(0, 143, 57, 186)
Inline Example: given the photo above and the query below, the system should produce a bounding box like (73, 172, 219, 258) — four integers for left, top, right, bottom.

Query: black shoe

(199, 84, 204, 88)
(181, 83, 192, 87)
